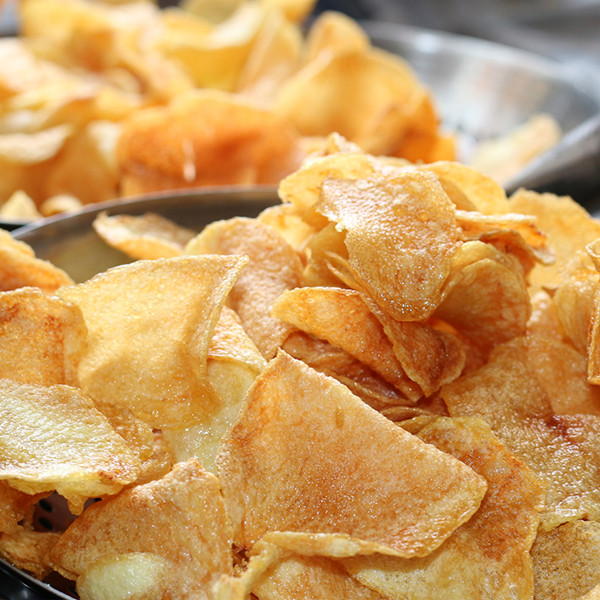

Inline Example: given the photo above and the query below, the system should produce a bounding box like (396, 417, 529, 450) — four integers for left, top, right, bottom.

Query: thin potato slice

(441, 336, 600, 530)
(273, 287, 422, 400)
(509, 189, 600, 290)
(0, 378, 141, 513)
(0, 481, 47, 535)
(253, 554, 384, 600)
(186, 216, 303, 358)
(436, 241, 531, 352)
(217, 351, 487, 558)
(51, 459, 233, 599)
(0, 287, 86, 387)
(0, 529, 61, 579)
(343, 417, 544, 600)
(531, 520, 600, 600)
(0, 245, 73, 293)
(317, 172, 462, 321)
(58, 255, 248, 427)
(92, 212, 196, 260)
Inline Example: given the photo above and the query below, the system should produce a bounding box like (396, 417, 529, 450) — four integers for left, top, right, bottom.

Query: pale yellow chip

(0, 378, 141, 513)
(272, 287, 422, 401)
(316, 171, 462, 321)
(343, 416, 544, 600)
(92, 212, 196, 260)
(217, 351, 486, 558)
(50, 459, 233, 598)
(186, 216, 303, 358)
(0, 190, 42, 221)
(58, 255, 248, 427)
(531, 520, 600, 600)
(0, 287, 86, 386)
(441, 335, 600, 530)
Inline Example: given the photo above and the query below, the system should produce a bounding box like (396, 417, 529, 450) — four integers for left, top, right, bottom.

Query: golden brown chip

(509, 189, 600, 290)
(0, 529, 61, 580)
(273, 287, 422, 400)
(186, 216, 303, 358)
(51, 459, 233, 598)
(531, 520, 600, 600)
(0, 287, 86, 386)
(343, 417, 544, 600)
(252, 554, 384, 600)
(0, 378, 141, 513)
(436, 241, 531, 352)
(0, 481, 47, 535)
(441, 336, 600, 530)
(92, 212, 196, 260)
(58, 255, 247, 427)
(117, 89, 304, 195)
(217, 351, 486, 558)
(0, 240, 74, 292)
(316, 172, 462, 321)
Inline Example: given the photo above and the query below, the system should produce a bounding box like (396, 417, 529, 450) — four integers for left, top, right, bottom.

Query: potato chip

(531, 520, 600, 600)
(343, 417, 544, 600)
(217, 351, 486, 558)
(58, 255, 248, 427)
(274, 46, 431, 158)
(509, 189, 600, 290)
(116, 89, 305, 195)
(252, 554, 383, 600)
(316, 171, 462, 321)
(38, 193, 83, 217)
(436, 241, 531, 352)
(0, 190, 42, 221)
(0, 287, 86, 387)
(0, 529, 61, 579)
(51, 459, 233, 598)
(303, 10, 370, 63)
(527, 290, 565, 340)
(419, 162, 510, 215)
(162, 307, 266, 471)
(441, 336, 600, 530)
(0, 378, 141, 513)
(0, 481, 47, 535)
(282, 331, 409, 411)
(186, 216, 303, 358)
(0, 241, 73, 293)
(257, 203, 315, 251)
(92, 211, 196, 260)
(272, 287, 422, 400)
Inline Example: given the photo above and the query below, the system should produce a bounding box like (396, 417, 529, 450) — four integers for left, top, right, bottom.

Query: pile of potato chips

(1, 135, 600, 599)
(0, 0, 455, 221)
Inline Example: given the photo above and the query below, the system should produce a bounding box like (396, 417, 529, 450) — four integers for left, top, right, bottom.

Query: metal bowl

(364, 21, 600, 158)
(13, 187, 279, 282)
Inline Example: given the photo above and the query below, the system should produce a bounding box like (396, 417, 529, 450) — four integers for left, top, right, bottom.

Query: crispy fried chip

(531, 520, 600, 600)
(317, 172, 462, 321)
(0, 529, 61, 580)
(441, 335, 600, 530)
(58, 255, 247, 427)
(0, 481, 46, 535)
(509, 189, 600, 290)
(273, 287, 422, 400)
(0, 287, 86, 386)
(92, 212, 196, 260)
(0, 237, 73, 292)
(436, 241, 531, 352)
(217, 351, 486, 558)
(0, 378, 141, 513)
(343, 417, 544, 600)
(51, 459, 233, 598)
(186, 216, 303, 358)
